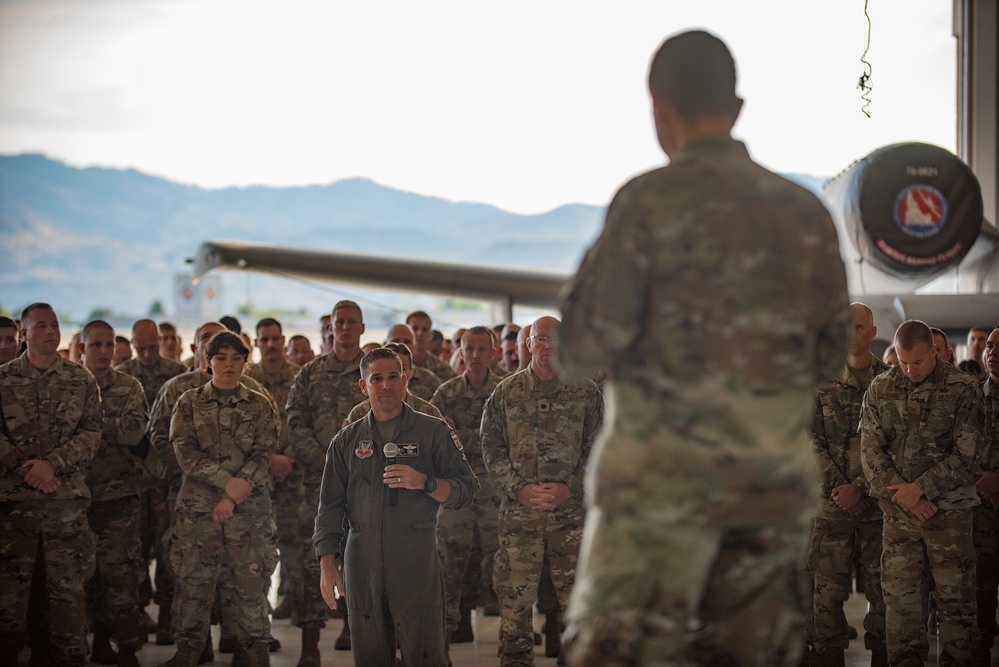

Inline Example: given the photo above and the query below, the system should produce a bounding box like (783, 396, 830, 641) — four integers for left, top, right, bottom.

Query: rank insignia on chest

(355, 440, 374, 459)
(398, 443, 419, 457)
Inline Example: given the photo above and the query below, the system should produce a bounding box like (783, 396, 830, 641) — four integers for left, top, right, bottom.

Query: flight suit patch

(397, 443, 419, 457)
(355, 440, 374, 459)
(449, 431, 463, 451)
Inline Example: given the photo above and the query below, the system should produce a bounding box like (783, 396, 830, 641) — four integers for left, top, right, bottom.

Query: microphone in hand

(384, 442, 399, 507)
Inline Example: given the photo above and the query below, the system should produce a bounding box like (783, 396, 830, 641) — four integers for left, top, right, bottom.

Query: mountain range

(0, 153, 826, 324)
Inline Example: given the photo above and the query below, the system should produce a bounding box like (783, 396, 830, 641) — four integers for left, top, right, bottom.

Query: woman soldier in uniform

(163, 331, 278, 667)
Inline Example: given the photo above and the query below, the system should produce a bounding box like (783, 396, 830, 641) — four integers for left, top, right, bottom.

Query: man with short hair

(118, 319, 189, 407)
(344, 342, 443, 425)
(931, 327, 955, 365)
(406, 310, 456, 381)
(78, 320, 149, 667)
(861, 319, 983, 666)
(967, 326, 990, 365)
(113, 335, 133, 367)
(807, 303, 890, 666)
(319, 315, 333, 355)
(386, 323, 442, 400)
(0, 303, 102, 665)
(431, 326, 504, 649)
(481, 316, 604, 667)
(245, 318, 301, 621)
(972, 326, 999, 665)
(158, 322, 182, 362)
(314, 347, 477, 667)
(515, 324, 531, 372)
(287, 301, 369, 664)
(0, 316, 19, 364)
(500, 330, 520, 374)
(286, 335, 315, 367)
(558, 30, 850, 665)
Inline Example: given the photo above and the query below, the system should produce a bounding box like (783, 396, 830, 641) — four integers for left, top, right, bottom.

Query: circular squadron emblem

(893, 185, 948, 238)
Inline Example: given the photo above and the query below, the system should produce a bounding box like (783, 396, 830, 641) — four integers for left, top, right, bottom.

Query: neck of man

(530, 362, 558, 383)
(87, 365, 111, 384)
(464, 366, 488, 389)
(410, 347, 428, 364)
(333, 343, 360, 362)
(847, 349, 874, 370)
(140, 354, 160, 369)
(260, 355, 284, 373)
(26, 349, 59, 371)
(371, 402, 403, 422)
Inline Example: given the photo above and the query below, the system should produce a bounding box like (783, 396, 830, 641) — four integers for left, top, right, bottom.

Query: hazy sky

(0, 0, 956, 214)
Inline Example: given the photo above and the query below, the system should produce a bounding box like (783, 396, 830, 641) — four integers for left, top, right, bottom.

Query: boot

(90, 624, 119, 665)
(269, 636, 281, 652)
(296, 626, 321, 667)
(272, 596, 294, 620)
(156, 643, 202, 667)
(232, 643, 250, 667)
(219, 635, 235, 653)
(197, 634, 214, 665)
(246, 643, 270, 667)
(117, 646, 141, 667)
(544, 612, 563, 659)
(869, 647, 889, 667)
(334, 617, 351, 650)
(156, 604, 174, 646)
(144, 610, 159, 634)
(807, 646, 845, 667)
(450, 605, 474, 643)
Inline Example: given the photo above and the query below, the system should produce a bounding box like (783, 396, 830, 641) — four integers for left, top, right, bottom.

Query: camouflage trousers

(436, 472, 499, 636)
(806, 508, 885, 652)
(273, 470, 305, 608)
(494, 499, 584, 666)
(563, 508, 810, 667)
(297, 482, 330, 627)
(86, 495, 145, 649)
(881, 501, 976, 667)
(169, 509, 277, 650)
(973, 504, 999, 658)
(0, 498, 95, 665)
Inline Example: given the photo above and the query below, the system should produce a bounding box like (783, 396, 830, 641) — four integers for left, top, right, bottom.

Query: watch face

(424, 476, 437, 493)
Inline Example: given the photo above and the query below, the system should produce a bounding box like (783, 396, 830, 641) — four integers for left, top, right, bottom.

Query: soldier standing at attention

(861, 319, 983, 666)
(558, 30, 850, 666)
(0, 316, 19, 365)
(407, 311, 456, 381)
(807, 303, 890, 667)
(480, 316, 604, 667)
(167, 331, 278, 667)
(430, 326, 504, 648)
(244, 318, 300, 620)
(314, 347, 477, 667)
(286, 300, 368, 664)
(976, 327, 999, 666)
(0, 303, 102, 666)
(343, 342, 443, 425)
(79, 320, 150, 667)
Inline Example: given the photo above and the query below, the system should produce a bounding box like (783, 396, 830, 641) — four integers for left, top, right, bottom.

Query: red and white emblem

(893, 185, 948, 238)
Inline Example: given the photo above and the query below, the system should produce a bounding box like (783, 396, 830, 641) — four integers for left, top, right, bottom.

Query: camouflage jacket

(417, 352, 455, 382)
(116, 355, 188, 408)
(0, 355, 102, 501)
(980, 377, 999, 473)
(344, 390, 443, 429)
(87, 369, 148, 501)
(558, 136, 849, 523)
(286, 351, 365, 486)
(170, 381, 277, 516)
(150, 369, 272, 489)
(861, 359, 983, 509)
(244, 358, 299, 455)
(811, 357, 891, 512)
(407, 366, 442, 402)
(431, 370, 502, 476)
(480, 368, 603, 504)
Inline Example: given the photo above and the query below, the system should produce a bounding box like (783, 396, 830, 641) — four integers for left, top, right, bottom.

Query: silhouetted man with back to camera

(559, 30, 849, 666)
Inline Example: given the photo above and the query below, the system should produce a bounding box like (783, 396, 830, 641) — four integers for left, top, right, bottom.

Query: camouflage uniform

(0, 355, 102, 664)
(430, 369, 502, 638)
(86, 368, 149, 651)
(808, 358, 890, 658)
(344, 389, 443, 427)
(285, 351, 366, 628)
(313, 403, 478, 666)
(976, 376, 999, 662)
(168, 381, 279, 651)
(480, 367, 603, 666)
(408, 365, 443, 402)
(417, 352, 456, 383)
(245, 359, 304, 612)
(558, 136, 850, 665)
(861, 360, 983, 666)
(116, 354, 187, 611)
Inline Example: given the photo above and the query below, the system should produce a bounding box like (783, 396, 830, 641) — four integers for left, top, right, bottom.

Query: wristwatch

(423, 475, 438, 494)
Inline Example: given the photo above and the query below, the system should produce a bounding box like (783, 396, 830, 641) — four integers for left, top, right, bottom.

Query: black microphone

(383, 442, 399, 507)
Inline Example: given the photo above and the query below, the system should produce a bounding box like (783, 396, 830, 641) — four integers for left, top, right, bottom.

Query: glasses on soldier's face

(529, 335, 555, 347)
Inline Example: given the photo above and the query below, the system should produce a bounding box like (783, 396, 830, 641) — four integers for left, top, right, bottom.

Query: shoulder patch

(354, 440, 374, 459)
(449, 430, 463, 451)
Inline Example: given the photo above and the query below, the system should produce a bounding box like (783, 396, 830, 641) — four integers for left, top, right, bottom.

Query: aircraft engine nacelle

(821, 142, 983, 288)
